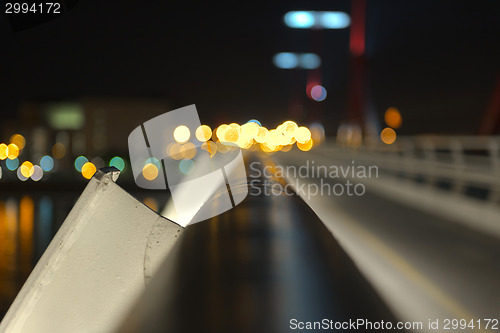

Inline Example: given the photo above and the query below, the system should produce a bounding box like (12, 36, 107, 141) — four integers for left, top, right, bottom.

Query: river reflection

(0, 192, 163, 320)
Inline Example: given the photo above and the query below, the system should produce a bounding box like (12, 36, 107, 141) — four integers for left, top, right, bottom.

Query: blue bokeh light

(284, 11, 315, 29)
(145, 157, 161, 169)
(299, 53, 321, 69)
(247, 119, 262, 126)
(40, 155, 54, 172)
(319, 12, 350, 29)
(109, 156, 125, 172)
(273, 52, 299, 69)
(179, 159, 195, 175)
(74, 156, 89, 172)
(311, 85, 327, 102)
(6, 158, 19, 171)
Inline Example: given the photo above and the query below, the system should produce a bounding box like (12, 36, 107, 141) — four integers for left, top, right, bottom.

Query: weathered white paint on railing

(0, 168, 183, 333)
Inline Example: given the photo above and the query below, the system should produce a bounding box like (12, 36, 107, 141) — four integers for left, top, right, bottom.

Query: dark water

(0, 191, 166, 320)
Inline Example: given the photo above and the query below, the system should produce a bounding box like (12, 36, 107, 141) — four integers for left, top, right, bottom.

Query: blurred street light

(273, 52, 321, 69)
(284, 11, 350, 29)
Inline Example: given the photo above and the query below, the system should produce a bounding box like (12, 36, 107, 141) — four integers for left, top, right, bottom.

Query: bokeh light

(17, 167, 28, 181)
(273, 52, 299, 69)
(10, 134, 26, 150)
(40, 155, 54, 172)
(173, 125, 190, 143)
(109, 156, 125, 172)
(255, 127, 269, 143)
(310, 85, 327, 101)
(180, 142, 197, 159)
(52, 143, 66, 159)
(241, 122, 259, 140)
(281, 121, 298, 137)
(7, 143, 19, 160)
(189, 120, 316, 153)
(201, 141, 217, 157)
(142, 163, 158, 181)
(215, 124, 228, 141)
(145, 157, 161, 169)
(384, 107, 402, 129)
(195, 125, 212, 142)
(310, 123, 326, 145)
(81, 162, 97, 179)
(294, 126, 312, 144)
(20, 161, 35, 178)
(319, 12, 351, 29)
(0, 144, 8, 160)
(298, 53, 321, 69)
(31, 165, 43, 181)
(284, 11, 315, 28)
(297, 139, 314, 151)
(224, 128, 239, 143)
(74, 156, 89, 172)
(179, 159, 195, 174)
(168, 143, 184, 160)
(6, 157, 19, 171)
(247, 119, 262, 126)
(380, 127, 397, 144)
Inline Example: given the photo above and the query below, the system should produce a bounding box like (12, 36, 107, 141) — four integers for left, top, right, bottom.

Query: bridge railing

(324, 136, 500, 204)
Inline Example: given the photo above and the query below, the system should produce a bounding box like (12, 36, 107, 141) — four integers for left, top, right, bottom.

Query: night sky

(1, 0, 499, 134)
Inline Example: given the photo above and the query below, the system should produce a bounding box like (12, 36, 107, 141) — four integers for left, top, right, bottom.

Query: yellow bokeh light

(82, 162, 97, 179)
(216, 140, 230, 153)
(254, 127, 269, 143)
(0, 143, 8, 160)
(142, 163, 158, 181)
(224, 128, 239, 143)
(206, 120, 320, 153)
(236, 137, 253, 149)
(168, 143, 183, 160)
(10, 134, 26, 150)
(268, 129, 282, 146)
(297, 138, 313, 151)
(52, 143, 66, 159)
(282, 121, 298, 136)
(195, 125, 212, 142)
(310, 125, 325, 145)
(20, 161, 35, 178)
(201, 140, 217, 156)
(211, 128, 218, 141)
(260, 142, 277, 153)
(380, 127, 397, 144)
(228, 123, 240, 130)
(240, 122, 259, 140)
(215, 124, 228, 141)
(384, 107, 402, 129)
(7, 143, 19, 160)
(180, 142, 197, 159)
(173, 125, 190, 143)
(294, 126, 312, 144)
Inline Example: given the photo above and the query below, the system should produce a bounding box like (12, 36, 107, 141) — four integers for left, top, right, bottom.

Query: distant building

(6, 97, 172, 163)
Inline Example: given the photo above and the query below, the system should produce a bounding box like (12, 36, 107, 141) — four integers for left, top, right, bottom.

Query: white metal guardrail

(323, 136, 500, 204)
(0, 168, 183, 333)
